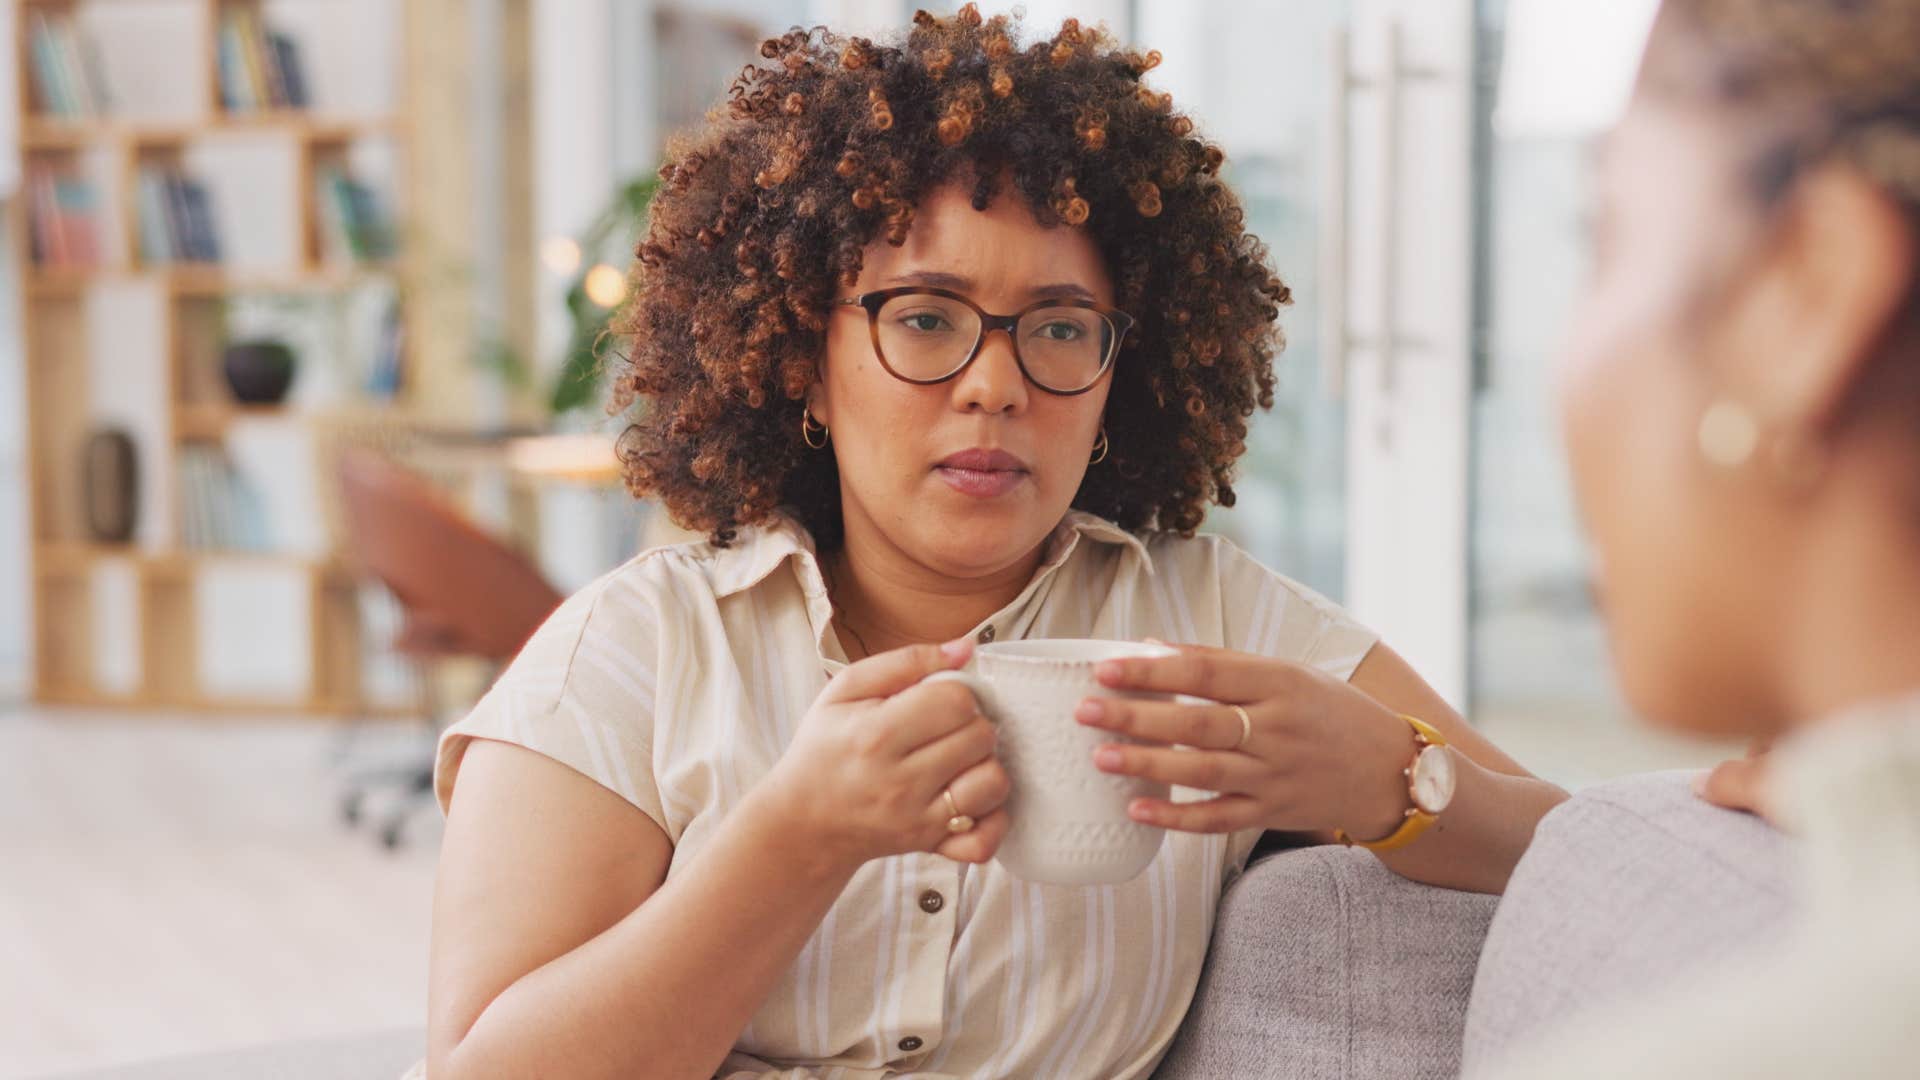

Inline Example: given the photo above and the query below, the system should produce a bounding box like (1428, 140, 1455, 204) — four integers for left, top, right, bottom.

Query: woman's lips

(935, 448, 1030, 498)
(937, 466, 1027, 497)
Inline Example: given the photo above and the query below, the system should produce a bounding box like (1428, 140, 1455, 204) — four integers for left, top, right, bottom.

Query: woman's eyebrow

(883, 269, 1098, 302)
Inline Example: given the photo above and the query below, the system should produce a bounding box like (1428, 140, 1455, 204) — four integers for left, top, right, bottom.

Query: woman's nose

(951, 329, 1030, 415)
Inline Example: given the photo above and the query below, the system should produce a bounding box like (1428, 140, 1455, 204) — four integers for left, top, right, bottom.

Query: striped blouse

(414, 510, 1378, 1079)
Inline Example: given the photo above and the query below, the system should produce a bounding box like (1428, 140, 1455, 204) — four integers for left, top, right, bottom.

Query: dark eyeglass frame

(835, 286, 1136, 397)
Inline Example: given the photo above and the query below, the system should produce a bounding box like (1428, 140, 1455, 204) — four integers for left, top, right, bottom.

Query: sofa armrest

(1156, 845, 1498, 1080)
(1462, 770, 1794, 1075)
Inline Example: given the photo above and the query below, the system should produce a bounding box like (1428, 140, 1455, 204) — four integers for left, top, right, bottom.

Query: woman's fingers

(925, 758, 1012, 861)
(1697, 754, 1774, 821)
(823, 637, 972, 704)
(1092, 743, 1260, 793)
(1077, 696, 1254, 751)
(1094, 645, 1292, 704)
(901, 708, 997, 778)
(884, 677, 991, 754)
(935, 808, 1010, 864)
(1126, 794, 1264, 834)
(916, 740, 1011, 817)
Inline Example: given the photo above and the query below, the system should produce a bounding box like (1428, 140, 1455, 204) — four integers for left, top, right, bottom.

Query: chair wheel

(341, 790, 364, 826)
(380, 820, 406, 850)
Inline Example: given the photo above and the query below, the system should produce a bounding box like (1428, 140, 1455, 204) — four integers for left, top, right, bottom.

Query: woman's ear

(1734, 163, 1916, 434)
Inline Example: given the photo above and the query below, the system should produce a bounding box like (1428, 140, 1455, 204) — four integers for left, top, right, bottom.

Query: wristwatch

(1334, 715, 1456, 854)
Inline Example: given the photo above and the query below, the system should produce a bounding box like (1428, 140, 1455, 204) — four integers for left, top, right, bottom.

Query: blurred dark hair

(1642, 0, 1920, 219)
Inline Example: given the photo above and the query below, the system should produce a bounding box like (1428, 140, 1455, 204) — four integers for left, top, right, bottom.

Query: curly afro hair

(609, 3, 1291, 549)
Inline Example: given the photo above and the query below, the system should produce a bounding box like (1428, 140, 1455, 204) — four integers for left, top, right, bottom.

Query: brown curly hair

(609, 4, 1291, 549)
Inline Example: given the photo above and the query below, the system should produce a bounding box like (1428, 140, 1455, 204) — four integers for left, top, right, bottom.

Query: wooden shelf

(14, 0, 463, 716)
(167, 263, 401, 294)
(25, 263, 400, 296)
(35, 683, 413, 720)
(175, 401, 297, 440)
(22, 266, 112, 295)
(35, 541, 141, 574)
(21, 115, 402, 150)
(34, 540, 348, 577)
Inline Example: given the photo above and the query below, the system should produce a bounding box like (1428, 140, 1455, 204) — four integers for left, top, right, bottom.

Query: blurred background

(0, 0, 1728, 1075)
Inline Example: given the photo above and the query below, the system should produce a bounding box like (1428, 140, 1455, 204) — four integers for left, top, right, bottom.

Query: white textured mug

(925, 639, 1178, 886)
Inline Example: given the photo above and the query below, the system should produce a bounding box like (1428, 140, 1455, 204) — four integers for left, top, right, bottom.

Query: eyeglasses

(835, 287, 1135, 396)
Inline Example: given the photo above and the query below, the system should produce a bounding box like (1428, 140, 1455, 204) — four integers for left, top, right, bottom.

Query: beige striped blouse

(413, 510, 1377, 1079)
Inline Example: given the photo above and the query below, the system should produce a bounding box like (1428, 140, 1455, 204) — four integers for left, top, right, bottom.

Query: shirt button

(977, 625, 996, 643)
(918, 889, 945, 914)
(899, 1036, 924, 1053)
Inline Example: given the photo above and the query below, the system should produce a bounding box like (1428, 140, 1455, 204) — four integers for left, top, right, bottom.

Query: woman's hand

(761, 639, 1012, 870)
(1697, 737, 1775, 823)
(1074, 644, 1420, 840)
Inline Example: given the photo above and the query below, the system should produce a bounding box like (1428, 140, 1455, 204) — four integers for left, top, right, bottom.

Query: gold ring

(1229, 704, 1253, 751)
(944, 788, 974, 834)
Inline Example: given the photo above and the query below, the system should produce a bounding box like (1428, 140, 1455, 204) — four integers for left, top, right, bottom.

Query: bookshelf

(13, 0, 456, 715)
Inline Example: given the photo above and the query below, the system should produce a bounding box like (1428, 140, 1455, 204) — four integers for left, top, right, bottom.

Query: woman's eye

(899, 312, 953, 332)
(1033, 320, 1084, 342)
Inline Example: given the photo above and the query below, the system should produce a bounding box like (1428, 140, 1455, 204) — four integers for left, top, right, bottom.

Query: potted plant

(221, 338, 298, 405)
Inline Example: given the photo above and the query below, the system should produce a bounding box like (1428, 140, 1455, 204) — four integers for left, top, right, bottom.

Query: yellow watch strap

(1335, 808, 1437, 853)
(1404, 714, 1448, 748)
(1333, 714, 1448, 854)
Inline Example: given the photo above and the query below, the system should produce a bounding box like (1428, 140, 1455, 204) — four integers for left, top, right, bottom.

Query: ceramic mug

(925, 638, 1179, 885)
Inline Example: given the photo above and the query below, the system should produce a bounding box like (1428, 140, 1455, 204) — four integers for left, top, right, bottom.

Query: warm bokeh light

(541, 236, 582, 275)
(583, 263, 628, 308)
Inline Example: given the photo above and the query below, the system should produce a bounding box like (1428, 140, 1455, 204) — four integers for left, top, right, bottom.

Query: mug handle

(921, 669, 999, 721)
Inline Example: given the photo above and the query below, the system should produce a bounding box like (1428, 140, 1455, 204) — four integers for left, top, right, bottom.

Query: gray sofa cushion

(1156, 844, 1498, 1080)
(1461, 770, 1795, 1074)
(40, 1028, 423, 1080)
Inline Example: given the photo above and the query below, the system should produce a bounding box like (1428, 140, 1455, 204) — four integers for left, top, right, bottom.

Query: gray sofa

(1159, 770, 1794, 1079)
(57, 771, 1791, 1079)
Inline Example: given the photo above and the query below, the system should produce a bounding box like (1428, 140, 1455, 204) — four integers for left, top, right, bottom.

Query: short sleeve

(1210, 537, 1380, 682)
(432, 566, 668, 835)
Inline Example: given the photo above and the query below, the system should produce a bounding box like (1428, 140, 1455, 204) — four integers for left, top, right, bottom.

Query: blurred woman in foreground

(1480, 0, 1920, 1075)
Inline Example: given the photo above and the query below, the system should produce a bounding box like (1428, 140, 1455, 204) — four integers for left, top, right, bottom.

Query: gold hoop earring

(1697, 400, 1758, 469)
(1090, 427, 1109, 465)
(802, 406, 830, 450)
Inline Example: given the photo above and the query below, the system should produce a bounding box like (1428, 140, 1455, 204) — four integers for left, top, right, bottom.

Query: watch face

(1411, 745, 1456, 814)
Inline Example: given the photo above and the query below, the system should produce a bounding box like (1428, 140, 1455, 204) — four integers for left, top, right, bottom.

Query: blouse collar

(703, 509, 1155, 602)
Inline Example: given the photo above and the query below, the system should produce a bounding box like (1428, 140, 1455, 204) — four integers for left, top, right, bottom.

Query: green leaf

(549, 173, 660, 415)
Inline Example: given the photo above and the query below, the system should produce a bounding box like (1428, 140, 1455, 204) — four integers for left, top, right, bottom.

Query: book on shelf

(270, 33, 311, 109)
(135, 165, 223, 265)
(316, 166, 398, 265)
(178, 444, 272, 553)
(365, 297, 406, 399)
(217, 7, 311, 112)
(26, 10, 111, 121)
(25, 165, 102, 269)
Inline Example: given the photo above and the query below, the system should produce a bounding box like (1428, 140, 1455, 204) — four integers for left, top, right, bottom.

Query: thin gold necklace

(841, 619, 874, 661)
(822, 556, 875, 660)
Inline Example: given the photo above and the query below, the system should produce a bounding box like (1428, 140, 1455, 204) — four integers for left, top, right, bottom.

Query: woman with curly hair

(413, 8, 1564, 1079)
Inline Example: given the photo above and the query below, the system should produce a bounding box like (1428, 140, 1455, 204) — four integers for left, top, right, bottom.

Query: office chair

(333, 448, 564, 848)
